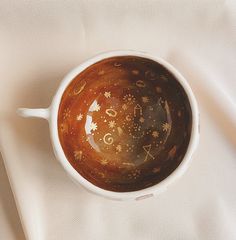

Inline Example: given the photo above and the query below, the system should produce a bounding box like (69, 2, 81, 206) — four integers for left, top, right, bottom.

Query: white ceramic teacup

(17, 50, 199, 201)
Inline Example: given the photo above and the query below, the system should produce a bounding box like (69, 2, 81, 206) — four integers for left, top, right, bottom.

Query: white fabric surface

(0, 1, 236, 239)
(0, 154, 25, 240)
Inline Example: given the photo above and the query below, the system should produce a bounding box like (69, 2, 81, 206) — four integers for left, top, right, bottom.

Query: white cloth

(0, 1, 236, 239)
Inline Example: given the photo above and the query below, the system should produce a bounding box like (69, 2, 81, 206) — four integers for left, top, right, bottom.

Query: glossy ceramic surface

(58, 56, 192, 192)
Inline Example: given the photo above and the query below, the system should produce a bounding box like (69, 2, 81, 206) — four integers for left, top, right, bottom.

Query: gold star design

(152, 131, 159, 138)
(162, 122, 171, 132)
(90, 122, 97, 131)
(142, 96, 149, 103)
(108, 120, 116, 128)
(116, 144, 122, 152)
(104, 91, 111, 98)
(139, 117, 145, 123)
(76, 113, 83, 121)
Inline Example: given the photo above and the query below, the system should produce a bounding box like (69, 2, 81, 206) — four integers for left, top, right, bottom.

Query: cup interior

(57, 55, 192, 192)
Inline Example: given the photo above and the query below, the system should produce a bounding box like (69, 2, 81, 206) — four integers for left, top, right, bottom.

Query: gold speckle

(178, 111, 181, 117)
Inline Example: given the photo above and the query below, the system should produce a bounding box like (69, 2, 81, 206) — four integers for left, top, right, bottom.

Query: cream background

(0, 1, 236, 239)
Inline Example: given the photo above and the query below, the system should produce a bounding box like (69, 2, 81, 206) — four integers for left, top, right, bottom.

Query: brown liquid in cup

(58, 56, 192, 192)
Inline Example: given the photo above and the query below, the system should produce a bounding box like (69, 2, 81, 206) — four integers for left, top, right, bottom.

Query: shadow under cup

(58, 56, 192, 192)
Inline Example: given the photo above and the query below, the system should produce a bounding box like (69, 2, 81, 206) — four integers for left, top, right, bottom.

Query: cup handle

(17, 108, 50, 120)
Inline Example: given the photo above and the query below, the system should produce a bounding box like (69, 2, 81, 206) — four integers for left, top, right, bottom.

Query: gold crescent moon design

(73, 82, 86, 95)
(125, 115, 131, 121)
(103, 133, 114, 145)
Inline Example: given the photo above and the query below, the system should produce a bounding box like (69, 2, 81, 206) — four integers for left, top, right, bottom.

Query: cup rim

(49, 50, 199, 200)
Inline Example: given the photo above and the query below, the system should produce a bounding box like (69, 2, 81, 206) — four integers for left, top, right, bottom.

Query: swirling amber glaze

(58, 56, 192, 192)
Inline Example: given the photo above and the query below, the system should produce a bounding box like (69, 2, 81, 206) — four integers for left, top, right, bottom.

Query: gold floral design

(152, 131, 159, 138)
(123, 94, 136, 104)
(108, 120, 116, 128)
(104, 91, 111, 98)
(162, 122, 171, 132)
(76, 113, 83, 121)
(63, 108, 71, 120)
